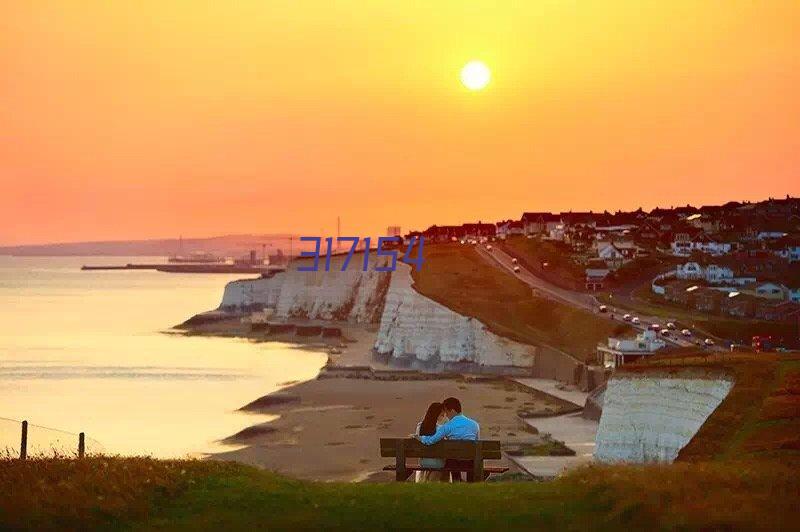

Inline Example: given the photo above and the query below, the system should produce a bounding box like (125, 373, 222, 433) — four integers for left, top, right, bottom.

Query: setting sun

(460, 60, 491, 90)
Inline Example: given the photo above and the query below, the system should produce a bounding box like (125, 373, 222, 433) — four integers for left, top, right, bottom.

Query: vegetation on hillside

(411, 243, 627, 361)
(622, 351, 800, 462)
(3, 456, 798, 530)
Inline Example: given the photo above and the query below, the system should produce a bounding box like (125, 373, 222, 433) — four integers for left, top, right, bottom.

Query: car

(660, 329, 670, 336)
(631, 317, 640, 324)
(681, 329, 692, 337)
(622, 314, 632, 321)
(486, 245, 492, 251)
(513, 266, 521, 273)
(511, 258, 518, 265)
(649, 323, 661, 331)
(599, 305, 608, 313)
(666, 322, 677, 330)
(704, 338, 715, 346)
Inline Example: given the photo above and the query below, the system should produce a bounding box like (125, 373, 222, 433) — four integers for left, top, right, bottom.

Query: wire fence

(0, 417, 104, 458)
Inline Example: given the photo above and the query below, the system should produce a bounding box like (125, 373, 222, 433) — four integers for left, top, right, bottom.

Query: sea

(0, 256, 326, 458)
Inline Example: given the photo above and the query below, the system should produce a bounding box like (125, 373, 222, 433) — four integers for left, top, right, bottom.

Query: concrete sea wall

(594, 373, 733, 463)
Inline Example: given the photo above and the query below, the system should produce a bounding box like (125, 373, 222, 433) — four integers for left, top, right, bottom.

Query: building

(585, 268, 609, 291)
(496, 220, 525, 237)
(521, 212, 561, 235)
(597, 330, 667, 368)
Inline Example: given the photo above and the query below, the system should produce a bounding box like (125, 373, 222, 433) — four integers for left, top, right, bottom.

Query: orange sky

(2, 1, 799, 245)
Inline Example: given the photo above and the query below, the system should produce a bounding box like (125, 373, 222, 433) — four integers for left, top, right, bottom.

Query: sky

(2, 1, 799, 245)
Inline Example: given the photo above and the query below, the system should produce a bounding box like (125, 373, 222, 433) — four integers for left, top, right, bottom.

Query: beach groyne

(594, 370, 733, 463)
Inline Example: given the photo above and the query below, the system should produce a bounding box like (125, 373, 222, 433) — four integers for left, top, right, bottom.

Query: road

(476, 245, 707, 349)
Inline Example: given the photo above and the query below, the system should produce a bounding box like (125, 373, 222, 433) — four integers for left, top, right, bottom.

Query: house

(597, 330, 666, 369)
(496, 220, 524, 237)
(720, 292, 756, 318)
(521, 212, 561, 235)
(694, 288, 723, 313)
(674, 261, 754, 285)
(753, 282, 790, 301)
(754, 301, 800, 321)
(595, 241, 639, 270)
(671, 233, 733, 256)
(585, 268, 609, 291)
(420, 225, 461, 243)
(757, 231, 788, 241)
(460, 222, 496, 239)
(788, 286, 800, 303)
(767, 237, 800, 262)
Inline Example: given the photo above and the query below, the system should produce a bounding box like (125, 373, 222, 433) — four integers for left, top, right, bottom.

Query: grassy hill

(4, 351, 799, 530)
(3, 455, 798, 530)
(410, 243, 628, 361)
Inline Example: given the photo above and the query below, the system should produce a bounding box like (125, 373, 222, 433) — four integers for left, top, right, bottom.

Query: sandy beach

(180, 314, 580, 481)
(211, 376, 577, 482)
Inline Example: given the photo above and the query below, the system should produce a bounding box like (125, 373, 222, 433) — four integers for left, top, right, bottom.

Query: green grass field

(410, 243, 628, 361)
(3, 456, 798, 530)
(4, 353, 799, 531)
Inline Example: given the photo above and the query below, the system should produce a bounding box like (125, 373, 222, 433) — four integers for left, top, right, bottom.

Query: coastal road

(475, 245, 702, 349)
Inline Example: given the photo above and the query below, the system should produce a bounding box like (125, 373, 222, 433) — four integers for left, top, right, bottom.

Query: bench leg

(395, 441, 406, 482)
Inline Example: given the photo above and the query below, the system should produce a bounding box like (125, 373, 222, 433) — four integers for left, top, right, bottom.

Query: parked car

(599, 305, 608, 313)
(631, 317, 641, 324)
(513, 266, 520, 273)
(622, 314, 632, 321)
(486, 245, 492, 251)
(660, 329, 670, 337)
(511, 258, 518, 265)
(704, 338, 715, 346)
(666, 322, 677, 330)
(681, 329, 692, 337)
(649, 323, 661, 331)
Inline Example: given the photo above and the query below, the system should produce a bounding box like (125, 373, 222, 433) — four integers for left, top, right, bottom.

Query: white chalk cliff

(219, 254, 390, 323)
(594, 374, 733, 463)
(373, 263, 535, 367)
(218, 258, 535, 367)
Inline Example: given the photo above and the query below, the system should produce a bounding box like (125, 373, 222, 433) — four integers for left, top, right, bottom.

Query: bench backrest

(379, 438, 501, 460)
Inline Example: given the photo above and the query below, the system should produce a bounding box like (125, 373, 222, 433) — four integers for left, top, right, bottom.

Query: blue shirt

(418, 413, 480, 445)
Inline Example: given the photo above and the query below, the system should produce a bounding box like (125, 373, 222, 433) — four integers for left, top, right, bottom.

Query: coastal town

(5, 0, 800, 527)
(406, 196, 800, 349)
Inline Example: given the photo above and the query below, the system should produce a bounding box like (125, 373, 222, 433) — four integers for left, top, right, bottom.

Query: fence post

(78, 432, 85, 458)
(20, 420, 28, 460)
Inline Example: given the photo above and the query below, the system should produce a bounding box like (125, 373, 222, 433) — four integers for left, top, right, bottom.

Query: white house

(772, 243, 800, 262)
(596, 330, 666, 368)
(757, 231, 787, 241)
(497, 220, 525, 237)
(789, 286, 800, 303)
(753, 282, 790, 300)
(671, 235, 733, 256)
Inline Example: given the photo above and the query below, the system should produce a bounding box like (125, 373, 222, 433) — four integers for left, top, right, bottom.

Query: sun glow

(460, 60, 490, 90)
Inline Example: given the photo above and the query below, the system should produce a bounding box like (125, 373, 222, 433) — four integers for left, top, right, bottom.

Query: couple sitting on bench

(414, 397, 480, 482)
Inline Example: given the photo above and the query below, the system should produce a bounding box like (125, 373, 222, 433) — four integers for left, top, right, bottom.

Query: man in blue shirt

(417, 397, 480, 481)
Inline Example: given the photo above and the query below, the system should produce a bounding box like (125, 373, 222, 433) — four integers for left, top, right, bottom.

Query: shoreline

(177, 311, 587, 481)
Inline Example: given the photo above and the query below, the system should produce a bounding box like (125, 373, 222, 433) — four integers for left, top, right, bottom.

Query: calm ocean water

(0, 256, 326, 457)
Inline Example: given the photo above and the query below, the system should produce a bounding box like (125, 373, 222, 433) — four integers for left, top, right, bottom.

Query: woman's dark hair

(420, 402, 443, 436)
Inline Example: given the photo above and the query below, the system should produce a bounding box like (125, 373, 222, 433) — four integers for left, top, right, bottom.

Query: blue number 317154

(296, 236, 424, 272)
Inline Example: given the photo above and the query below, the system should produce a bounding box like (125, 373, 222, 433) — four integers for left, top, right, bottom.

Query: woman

(414, 402, 448, 482)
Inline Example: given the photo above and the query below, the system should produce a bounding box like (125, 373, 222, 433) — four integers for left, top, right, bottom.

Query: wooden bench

(380, 438, 508, 482)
